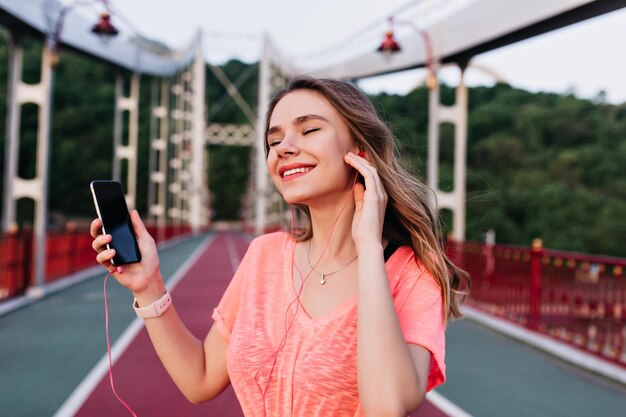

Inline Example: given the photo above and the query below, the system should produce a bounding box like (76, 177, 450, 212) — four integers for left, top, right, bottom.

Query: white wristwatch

(133, 291, 172, 319)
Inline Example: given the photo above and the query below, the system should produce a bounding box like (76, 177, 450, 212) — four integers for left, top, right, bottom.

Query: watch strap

(133, 291, 172, 319)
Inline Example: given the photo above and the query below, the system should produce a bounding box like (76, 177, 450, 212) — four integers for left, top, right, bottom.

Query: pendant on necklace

(320, 274, 326, 285)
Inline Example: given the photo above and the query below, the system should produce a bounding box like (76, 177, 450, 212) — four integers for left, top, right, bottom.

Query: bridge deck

(0, 232, 624, 417)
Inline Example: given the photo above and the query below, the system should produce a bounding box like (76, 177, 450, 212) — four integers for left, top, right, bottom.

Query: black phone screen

(90, 180, 141, 265)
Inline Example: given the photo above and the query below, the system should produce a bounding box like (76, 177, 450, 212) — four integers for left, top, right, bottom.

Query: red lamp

(91, 12, 119, 39)
(376, 17, 437, 90)
(377, 30, 401, 56)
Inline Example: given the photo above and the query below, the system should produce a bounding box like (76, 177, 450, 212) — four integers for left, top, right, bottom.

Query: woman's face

(266, 89, 359, 206)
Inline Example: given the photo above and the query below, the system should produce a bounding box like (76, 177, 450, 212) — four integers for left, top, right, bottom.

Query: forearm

(356, 242, 424, 416)
(91, 213, 227, 402)
(134, 277, 225, 403)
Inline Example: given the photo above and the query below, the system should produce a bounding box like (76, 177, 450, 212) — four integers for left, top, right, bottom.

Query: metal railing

(0, 222, 193, 301)
(448, 239, 626, 367)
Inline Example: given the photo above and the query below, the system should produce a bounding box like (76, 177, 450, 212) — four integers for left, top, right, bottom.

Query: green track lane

(0, 233, 211, 417)
(438, 319, 626, 417)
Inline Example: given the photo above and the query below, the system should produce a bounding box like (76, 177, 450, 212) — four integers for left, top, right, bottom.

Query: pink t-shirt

(212, 232, 445, 417)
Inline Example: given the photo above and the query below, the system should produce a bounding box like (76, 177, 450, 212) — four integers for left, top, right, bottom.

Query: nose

(275, 133, 300, 158)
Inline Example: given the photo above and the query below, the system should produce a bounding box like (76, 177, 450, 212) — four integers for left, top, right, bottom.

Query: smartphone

(90, 180, 141, 265)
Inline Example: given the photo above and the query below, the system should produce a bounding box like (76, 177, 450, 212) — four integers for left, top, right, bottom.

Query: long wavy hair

(264, 76, 470, 319)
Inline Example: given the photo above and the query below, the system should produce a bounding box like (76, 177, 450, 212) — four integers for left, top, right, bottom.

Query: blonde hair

(265, 76, 470, 319)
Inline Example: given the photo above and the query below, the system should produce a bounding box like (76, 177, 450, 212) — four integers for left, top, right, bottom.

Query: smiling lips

(279, 163, 315, 181)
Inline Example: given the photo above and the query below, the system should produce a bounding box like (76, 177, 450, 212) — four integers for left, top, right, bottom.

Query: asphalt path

(438, 318, 626, 416)
(1, 231, 624, 417)
(0, 233, 210, 417)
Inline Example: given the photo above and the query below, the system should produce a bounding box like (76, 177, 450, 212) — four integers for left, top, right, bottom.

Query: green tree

(1, 33, 625, 257)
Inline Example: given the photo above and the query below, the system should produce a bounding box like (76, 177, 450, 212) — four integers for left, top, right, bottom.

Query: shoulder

(387, 246, 442, 297)
(241, 231, 293, 268)
(386, 246, 431, 280)
(233, 232, 292, 296)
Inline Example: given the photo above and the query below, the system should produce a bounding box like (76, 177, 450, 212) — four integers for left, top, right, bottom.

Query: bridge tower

(1, 31, 54, 295)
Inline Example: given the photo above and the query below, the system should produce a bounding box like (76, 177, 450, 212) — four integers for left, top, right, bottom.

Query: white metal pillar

(189, 32, 208, 232)
(168, 73, 184, 227)
(113, 72, 140, 210)
(1, 33, 22, 233)
(254, 36, 271, 236)
(180, 69, 193, 225)
(1, 34, 54, 294)
(148, 78, 169, 241)
(427, 66, 468, 241)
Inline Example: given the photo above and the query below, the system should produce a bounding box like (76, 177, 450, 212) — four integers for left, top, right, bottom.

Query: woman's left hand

(344, 152, 388, 247)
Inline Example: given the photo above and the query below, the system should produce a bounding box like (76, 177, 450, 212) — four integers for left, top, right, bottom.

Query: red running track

(74, 232, 450, 417)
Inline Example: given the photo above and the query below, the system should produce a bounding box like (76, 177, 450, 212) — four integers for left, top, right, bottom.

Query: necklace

(307, 240, 358, 285)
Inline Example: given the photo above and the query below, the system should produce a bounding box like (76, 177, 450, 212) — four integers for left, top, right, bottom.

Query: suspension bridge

(1, 1, 625, 416)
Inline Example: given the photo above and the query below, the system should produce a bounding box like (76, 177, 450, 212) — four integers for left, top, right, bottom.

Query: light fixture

(48, 0, 120, 65)
(376, 17, 437, 90)
(377, 30, 401, 56)
(91, 11, 119, 40)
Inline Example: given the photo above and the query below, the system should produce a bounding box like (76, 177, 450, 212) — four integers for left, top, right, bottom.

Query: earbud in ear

(358, 150, 366, 157)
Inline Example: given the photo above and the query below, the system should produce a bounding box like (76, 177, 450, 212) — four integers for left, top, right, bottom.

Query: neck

(306, 192, 356, 263)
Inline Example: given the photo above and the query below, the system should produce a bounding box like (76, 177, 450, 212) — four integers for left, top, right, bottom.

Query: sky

(104, 0, 626, 104)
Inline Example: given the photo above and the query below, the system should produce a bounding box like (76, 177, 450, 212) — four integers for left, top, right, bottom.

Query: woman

(91, 76, 469, 416)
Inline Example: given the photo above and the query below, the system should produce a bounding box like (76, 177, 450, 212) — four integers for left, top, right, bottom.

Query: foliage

(372, 83, 626, 257)
(0, 33, 624, 256)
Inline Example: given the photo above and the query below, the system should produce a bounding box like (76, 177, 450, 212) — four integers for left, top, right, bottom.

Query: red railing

(449, 239, 626, 367)
(0, 229, 32, 299)
(0, 223, 193, 301)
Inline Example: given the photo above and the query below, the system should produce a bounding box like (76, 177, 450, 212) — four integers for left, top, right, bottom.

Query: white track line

(53, 234, 217, 417)
(225, 234, 242, 274)
(426, 390, 473, 417)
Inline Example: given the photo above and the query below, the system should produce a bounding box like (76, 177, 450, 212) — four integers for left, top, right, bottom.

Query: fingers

(90, 218, 102, 238)
(130, 210, 150, 239)
(353, 182, 365, 205)
(96, 248, 116, 265)
(344, 152, 387, 203)
(95, 246, 118, 275)
(90, 216, 110, 270)
(91, 213, 145, 277)
(92, 232, 111, 252)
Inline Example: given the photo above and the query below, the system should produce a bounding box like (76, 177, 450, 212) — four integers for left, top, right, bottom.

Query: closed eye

(268, 139, 281, 147)
(303, 127, 320, 135)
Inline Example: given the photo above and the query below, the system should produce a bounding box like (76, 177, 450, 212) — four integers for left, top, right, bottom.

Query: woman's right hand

(90, 210, 162, 297)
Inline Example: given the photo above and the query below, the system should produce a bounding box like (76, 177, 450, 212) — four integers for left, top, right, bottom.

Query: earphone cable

(104, 272, 139, 417)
